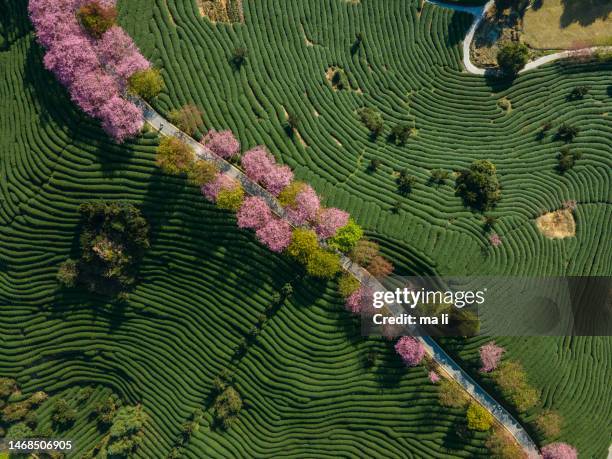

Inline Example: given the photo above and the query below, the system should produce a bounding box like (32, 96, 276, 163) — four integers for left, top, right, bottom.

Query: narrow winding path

(134, 98, 541, 457)
(425, 0, 612, 75)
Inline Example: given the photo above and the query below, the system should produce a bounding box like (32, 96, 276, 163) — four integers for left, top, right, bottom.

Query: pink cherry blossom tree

(541, 443, 578, 459)
(241, 146, 274, 183)
(489, 233, 502, 247)
(262, 164, 293, 196)
(479, 342, 504, 373)
(395, 336, 425, 366)
(202, 130, 240, 159)
(345, 286, 365, 314)
(99, 96, 144, 143)
(428, 371, 440, 383)
(315, 208, 350, 239)
(96, 26, 150, 81)
(284, 185, 320, 226)
(255, 218, 292, 252)
(201, 173, 239, 202)
(236, 196, 272, 230)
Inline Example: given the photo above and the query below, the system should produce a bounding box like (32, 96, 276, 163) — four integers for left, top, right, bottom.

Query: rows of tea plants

(0, 1, 498, 456)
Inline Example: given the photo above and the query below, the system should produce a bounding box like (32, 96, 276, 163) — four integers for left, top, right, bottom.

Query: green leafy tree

(156, 136, 195, 176)
(494, 361, 539, 412)
(186, 160, 218, 186)
(230, 47, 248, 69)
(556, 147, 581, 173)
(389, 123, 413, 145)
(95, 394, 122, 426)
(216, 185, 245, 211)
(466, 402, 494, 431)
(497, 42, 529, 75)
(51, 398, 77, 429)
(213, 387, 242, 429)
(438, 380, 469, 409)
(357, 107, 384, 136)
(278, 181, 306, 207)
(455, 159, 501, 211)
(286, 228, 319, 264)
(57, 259, 78, 287)
(328, 219, 363, 253)
(338, 273, 360, 297)
(76, 2, 117, 38)
(429, 168, 449, 185)
(4, 422, 34, 442)
(556, 123, 580, 142)
(168, 104, 204, 136)
(128, 68, 164, 100)
(107, 405, 147, 457)
(306, 249, 341, 279)
(396, 169, 416, 195)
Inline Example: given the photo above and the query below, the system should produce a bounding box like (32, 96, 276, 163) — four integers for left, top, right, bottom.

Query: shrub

(349, 240, 379, 265)
(128, 68, 164, 100)
(57, 259, 78, 287)
(479, 342, 504, 372)
(429, 168, 449, 184)
(213, 387, 242, 429)
(0, 378, 16, 400)
(201, 130, 240, 159)
(556, 123, 579, 143)
(367, 256, 394, 278)
(338, 273, 360, 298)
(541, 442, 578, 459)
(357, 107, 384, 136)
(568, 85, 590, 100)
(278, 181, 306, 207)
(367, 158, 381, 172)
(107, 405, 147, 457)
(230, 47, 247, 68)
(494, 361, 539, 412)
(186, 160, 218, 186)
(486, 427, 526, 459)
(438, 380, 469, 408)
(65, 202, 149, 296)
(315, 207, 350, 239)
(556, 147, 581, 172)
(455, 159, 501, 211)
(95, 394, 122, 426)
(168, 104, 204, 136)
(306, 249, 341, 279)
(77, 2, 117, 38)
(237, 196, 272, 230)
(51, 399, 77, 428)
(156, 136, 194, 175)
(389, 123, 413, 145)
(497, 42, 529, 75)
(394, 336, 425, 366)
(328, 219, 363, 253)
(216, 185, 245, 211)
(4, 422, 34, 443)
(285, 110, 300, 131)
(536, 410, 563, 439)
(256, 218, 292, 253)
(331, 68, 349, 90)
(396, 169, 416, 195)
(287, 228, 319, 264)
(466, 402, 493, 431)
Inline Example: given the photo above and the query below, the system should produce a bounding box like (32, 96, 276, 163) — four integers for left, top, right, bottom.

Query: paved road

(425, 0, 612, 75)
(135, 98, 541, 457)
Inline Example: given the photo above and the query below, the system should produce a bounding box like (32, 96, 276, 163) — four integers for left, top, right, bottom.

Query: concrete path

(425, 0, 611, 75)
(134, 97, 541, 457)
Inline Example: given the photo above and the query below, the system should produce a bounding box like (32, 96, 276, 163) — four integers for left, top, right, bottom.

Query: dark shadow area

(560, 0, 611, 27)
(445, 11, 472, 47)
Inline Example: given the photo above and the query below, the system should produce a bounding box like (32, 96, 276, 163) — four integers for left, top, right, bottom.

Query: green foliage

(429, 168, 450, 185)
(128, 68, 164, 100)
(496, 42, 529, 75)
(61, 202, 149, 296)
(278, 181, 306, 207)
(357, 107, 384, 136)
(287, 228, 319, 264)
(486, 427, 524, 459)
(156, 136, 195, 176)
(51, 398, 77, 428)
(216, 185, 245, 211)
(438, 379, 469, 409)
(389, 123, 413, 145)
(568, 85, 590, 100)
(556, 123, 580, 142)
(56, 258, 78, 287)
(331, 68, 349, 90)
(305, 249, 341, 279)
(186, 160, 218, 186)
(4, 422, 33, 442)
(107, 405, 147, 457)
(556, 147, 581, 173)
(95, 394, 122, 426)
(230, 47, 248, 68)
(338, 273, 360, 297)
(466, 402, 493, 431)
(0, 378, 16, 400)
(213, 387, 242, 430)
(367, 158, 381, 173)
(168, 104, 204, 136)
(396, 169, 416, 195)
(76, 2, 117, 38)
(327, 219, 363, 253)
(349, 240, 379, 265)
(455, 159, 501, 211)
(494, 361, 539, 412)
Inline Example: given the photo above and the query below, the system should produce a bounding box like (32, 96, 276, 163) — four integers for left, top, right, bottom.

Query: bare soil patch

(535, 209, 576, 239)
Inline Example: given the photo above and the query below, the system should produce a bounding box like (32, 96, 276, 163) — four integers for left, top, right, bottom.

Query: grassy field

(523, 0, 612, 49)
(0, 0, 610, 457)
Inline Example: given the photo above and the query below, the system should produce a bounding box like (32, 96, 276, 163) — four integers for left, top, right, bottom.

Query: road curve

(425, 0, 611, 75)
(134, 98, 541, 457)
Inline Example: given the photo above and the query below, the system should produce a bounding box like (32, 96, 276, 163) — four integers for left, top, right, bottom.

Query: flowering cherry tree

(236, 196, 272, 230)
(201, 173, 239, 202)
(99, 96, 144, 143)
(395, 336, 425, 366)
(428, 371, 440, 383)
(256, 218, 292, 253)
(541, 443, 578, 459)
(479, 342, 504, 373)
(96, 26, 150, 81)
(241, 146, 274, 183)
(202, 130, 240, 159)
(262, 164, 294, 196)
(315, 208, 349, 239)
(345, 287, 365, 314)
(284, 185, 320, 226)
(489, 233, 502, 247)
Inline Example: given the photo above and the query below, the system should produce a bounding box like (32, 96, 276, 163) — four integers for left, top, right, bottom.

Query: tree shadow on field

(560, 0, 611, 27)
(445, 12, 470, 47)
(373, 345, 406, 389)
